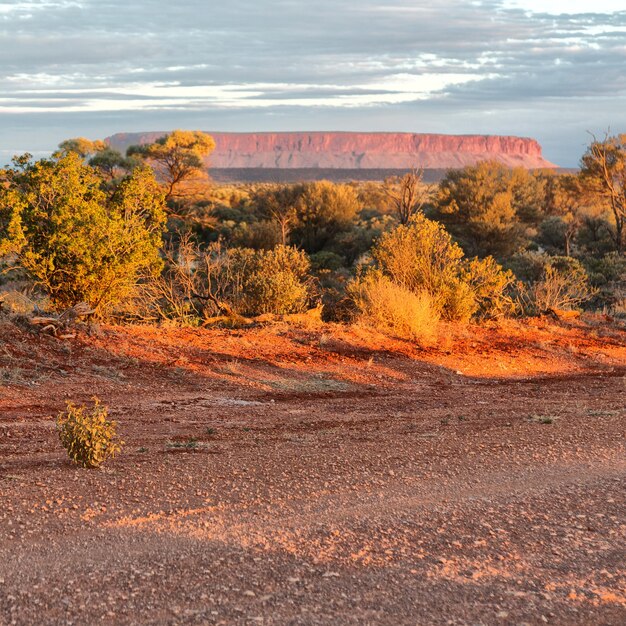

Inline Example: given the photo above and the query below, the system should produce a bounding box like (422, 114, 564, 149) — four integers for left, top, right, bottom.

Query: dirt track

(0, 318, 625, 625)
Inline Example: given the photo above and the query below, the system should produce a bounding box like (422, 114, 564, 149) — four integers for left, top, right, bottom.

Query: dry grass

(350, 274, 439, 345)
(0, 289, 45, 316)
(611, 297, 626, 319)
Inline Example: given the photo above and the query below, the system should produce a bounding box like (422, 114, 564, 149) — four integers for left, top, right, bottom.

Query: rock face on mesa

(106, 132, 555, 169)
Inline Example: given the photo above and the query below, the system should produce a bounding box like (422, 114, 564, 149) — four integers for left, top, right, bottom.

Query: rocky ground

(0, 316, 624, 625)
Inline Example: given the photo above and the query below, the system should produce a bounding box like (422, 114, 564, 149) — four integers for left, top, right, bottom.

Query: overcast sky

(1, 0, 625, 166)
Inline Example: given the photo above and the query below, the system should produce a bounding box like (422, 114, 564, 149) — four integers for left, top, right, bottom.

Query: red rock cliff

(106, 131, 555, 169)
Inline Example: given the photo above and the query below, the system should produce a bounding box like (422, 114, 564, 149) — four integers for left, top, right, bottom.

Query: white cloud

(0, 72, 489, 114)
(503, 0, 625, 14)
(0, 1, 81, 14)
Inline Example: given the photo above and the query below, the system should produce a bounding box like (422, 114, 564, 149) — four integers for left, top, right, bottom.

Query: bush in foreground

(57, 398, 122, 468)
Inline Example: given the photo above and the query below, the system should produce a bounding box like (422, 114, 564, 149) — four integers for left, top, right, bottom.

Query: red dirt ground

(0, 316, 625, 625)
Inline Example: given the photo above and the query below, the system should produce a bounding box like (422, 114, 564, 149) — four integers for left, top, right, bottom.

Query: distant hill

(106, 131, 557, 178)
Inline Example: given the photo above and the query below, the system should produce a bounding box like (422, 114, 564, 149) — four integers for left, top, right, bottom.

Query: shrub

(371, 214, 474, 320)
(142, 240, 314, 321)
(361, 214, 519, 323)
(531, 264, 593, 312)
(440, 279, 477, 323)
(347, 270, 439, 343)
(462, 256, 519, 319)
(57, 398, 123, 468)
(309, 251, 346, 272)
(0, 154, 166, 314)
(583, 252, 626, 311)
(292, 181, 362, 253)
(433, 161, 540, 258)
(509, 252, 594, 314)
(244, 245, 312, 315)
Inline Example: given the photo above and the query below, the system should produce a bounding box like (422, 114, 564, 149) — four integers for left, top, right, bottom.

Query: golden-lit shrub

(439, 279, 476, 323)
(371, 214, 474, 320)
(1, 154, 166, 314)
(56, 398, 122, 468)
(348, 270, 439, 344)
(373, 214, 462, 294)
(462, 256, 519, 319)
(367, 214, 519, 322)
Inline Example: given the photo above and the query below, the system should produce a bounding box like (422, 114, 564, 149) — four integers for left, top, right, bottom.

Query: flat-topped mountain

(105, 131, 556, 170)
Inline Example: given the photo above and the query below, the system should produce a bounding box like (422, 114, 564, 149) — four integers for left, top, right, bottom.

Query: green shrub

(462, 256, 519, 319)
(582, 252, 626, 311)
(244, 245, 312, 315)
(347, 270, 439, 343)
(509, 252, 594, 313)
(309, 250, 346, 271)
(145, 241, 314, 321)
(1, 154, 166, 314)
(57, 398, 123, 468)
(584, 252, 626, 287)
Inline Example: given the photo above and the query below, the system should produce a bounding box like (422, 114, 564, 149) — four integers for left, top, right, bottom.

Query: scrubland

(1, 132, 625, 624)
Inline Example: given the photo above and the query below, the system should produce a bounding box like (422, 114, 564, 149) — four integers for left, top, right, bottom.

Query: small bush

(244, 245, 312, 315)
(57, 398, 122, 468)
(462, 256, 518, 319)
(347, 270, 439, 343)
(509, 252, 594, 314)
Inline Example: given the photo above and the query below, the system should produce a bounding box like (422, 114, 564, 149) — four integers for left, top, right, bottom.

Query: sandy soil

(0, 316, 625, 625)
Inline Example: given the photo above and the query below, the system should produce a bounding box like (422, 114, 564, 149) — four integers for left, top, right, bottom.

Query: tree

(127, 130, 216, 201)
(434, 161, 536, 258)
(509, 168, 546, 225)
(55, 137, 134, 181)
(579, 133, 626, 254)
(0, 153, 166, 313)
(89, 148, 137, 181)
(383, 168, 430, 225)
(292, 181, 361, 253)
(251, 184, 300, 246)
(54, 137, 107, 159)
(537, 173, 585, 257)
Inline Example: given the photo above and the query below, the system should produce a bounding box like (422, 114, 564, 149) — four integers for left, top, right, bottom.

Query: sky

(1, 0, 625, 166)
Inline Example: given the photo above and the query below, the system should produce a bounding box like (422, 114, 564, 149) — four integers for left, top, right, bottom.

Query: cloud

(0, 0, 625, 165)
